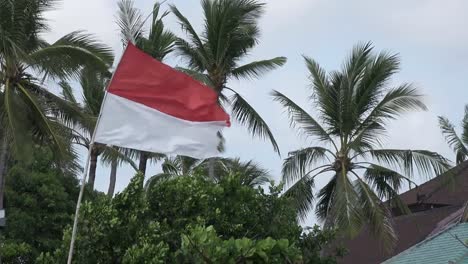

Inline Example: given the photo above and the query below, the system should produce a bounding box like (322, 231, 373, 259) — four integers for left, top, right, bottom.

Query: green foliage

(0, 242, 33, 264)
(176, 225, 302, 263)
(39, 173, 339, 263)
(147, 174, 302, 246)
(438, 105, 468, 164)
(0, 147, 85, 262)
(300, 226, 347, 264)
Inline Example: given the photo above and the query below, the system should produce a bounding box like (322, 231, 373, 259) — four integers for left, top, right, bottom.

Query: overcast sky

(44, 0, 468, 226)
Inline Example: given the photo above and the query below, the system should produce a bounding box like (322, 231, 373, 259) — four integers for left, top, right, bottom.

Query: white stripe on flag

(94, 93, 225, 158)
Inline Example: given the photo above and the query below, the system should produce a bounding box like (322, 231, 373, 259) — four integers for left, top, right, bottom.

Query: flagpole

(66, 44, 129, 264)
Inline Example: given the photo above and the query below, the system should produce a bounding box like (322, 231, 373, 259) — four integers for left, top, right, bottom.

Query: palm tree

(100, 147, 137, 197)
(439, 105, 468, 164)
(146, 156, 270, 188)
(117, 0, 176, 175)
(272, 42, 451, 249)
(0, 0, 113, 207)
(170, 0, 286, 154)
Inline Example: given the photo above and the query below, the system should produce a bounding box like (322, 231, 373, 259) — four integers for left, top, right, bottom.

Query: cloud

(44, 0, 121, 53)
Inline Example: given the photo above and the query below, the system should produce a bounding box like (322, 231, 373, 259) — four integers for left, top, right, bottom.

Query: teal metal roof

(384, 222, 468, 264)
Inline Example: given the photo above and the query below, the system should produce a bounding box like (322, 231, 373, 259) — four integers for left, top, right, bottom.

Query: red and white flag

(94, 43, 230, 158)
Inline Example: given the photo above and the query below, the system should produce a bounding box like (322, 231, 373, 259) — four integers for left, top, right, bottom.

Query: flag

(94, 43, 230, 158)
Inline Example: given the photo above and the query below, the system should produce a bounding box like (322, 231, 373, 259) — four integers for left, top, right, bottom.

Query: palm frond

(173, 38, 208, 72)
(231, 57, 287, 80)
(328, 170, 362, 236)
(216, 158, 271, 187)
(58, 80, 78, 104)
(315, 175, 337, 223)
(367, 149, 451, 179)
(161, 155, 200, 176)
(29, 82, 86, 128)
(79, 67, 107, 116)
(136, 2, 176, 61)
(362, 163, 411, 215)
(351, 84, 427, 146)
(230, 92, 279, 154)
(282, 147, 332, 184)
(29, 31, 114, 79)
(272, 90, 337, 149)
(303, 55, 340, 131)
(438, 116, 468, 164)
(116, 0, 144, 44)
(170, 4, 208, 63)
(353, 50, 400, 120)
(17, 83, 66, 158)
(3, 80, 33, 161)
(201, 0, 263, 64)
(342, 42, 374, 87)
(283, 175, 316, 221)
(353, 174, 396, 251)
(462, 105, 468, 145)
(100, 146, 138, 170)
(175, 67, 214, 87)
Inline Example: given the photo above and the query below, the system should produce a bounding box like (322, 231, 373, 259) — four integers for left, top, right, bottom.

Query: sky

(44, 0, 468, 226)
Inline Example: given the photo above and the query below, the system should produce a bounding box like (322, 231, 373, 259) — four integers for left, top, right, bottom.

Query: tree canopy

(35, 173, 342, 263)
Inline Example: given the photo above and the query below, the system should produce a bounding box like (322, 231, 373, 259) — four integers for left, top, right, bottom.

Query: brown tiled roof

(398, 160, 468, 206)
(339, 205, 463, 264)
(339, 161, 468, 264)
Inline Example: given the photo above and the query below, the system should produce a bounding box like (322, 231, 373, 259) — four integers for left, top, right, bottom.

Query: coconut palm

(170, 0, 286, 154)
(0, 0, 113, 207)
(146, 156, 270, 188)
(100, 147, 137, 196)
(272, 42, 451, 249)
(438, 106, 468, 164)
(117, 0, 177, 175)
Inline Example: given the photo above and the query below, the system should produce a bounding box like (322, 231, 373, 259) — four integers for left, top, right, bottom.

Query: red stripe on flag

(107, 43, 229, 124)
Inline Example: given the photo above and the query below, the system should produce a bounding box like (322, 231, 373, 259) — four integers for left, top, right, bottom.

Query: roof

(383, 222, 468, 264)
(339, 205, 463, 264)
(339, 161, 468, 264)
(398, 160, 468, 206)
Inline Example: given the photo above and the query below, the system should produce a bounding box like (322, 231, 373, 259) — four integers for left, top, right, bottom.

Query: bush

(38, 173, 341, 263)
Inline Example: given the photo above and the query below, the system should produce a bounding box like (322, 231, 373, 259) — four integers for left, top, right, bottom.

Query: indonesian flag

(94, 43, 230, 158)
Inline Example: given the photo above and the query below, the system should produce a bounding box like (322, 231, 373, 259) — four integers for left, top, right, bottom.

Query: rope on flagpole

(66, 43, 129, 264)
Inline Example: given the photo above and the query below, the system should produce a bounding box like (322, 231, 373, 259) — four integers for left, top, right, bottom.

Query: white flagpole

(66, 44, 128, 264)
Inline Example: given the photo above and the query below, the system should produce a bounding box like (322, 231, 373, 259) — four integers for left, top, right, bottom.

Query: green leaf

(282, 147, 332, 183)
(231, 57, 287, 80)
(438, 116, 468, 164)
(116, 0, 144, 44)
(230, 92, 280, 154)
(272, 90, 337, 149)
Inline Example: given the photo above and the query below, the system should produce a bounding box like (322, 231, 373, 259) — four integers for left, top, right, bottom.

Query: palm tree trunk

(138, 152, 148, 175)
(0, 135, 8, 209)
(107, 159, 117, 197)
(88, 146, 99, 189)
